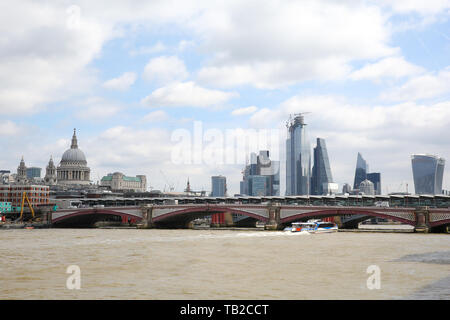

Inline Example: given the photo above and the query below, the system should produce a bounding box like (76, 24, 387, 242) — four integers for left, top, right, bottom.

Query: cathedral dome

(60, 129, 87, 163)
(61, 148, 86, 162)
(57, 129, 91, 185)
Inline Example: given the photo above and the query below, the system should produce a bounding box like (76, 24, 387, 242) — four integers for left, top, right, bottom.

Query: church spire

(71, 128, 78, 149)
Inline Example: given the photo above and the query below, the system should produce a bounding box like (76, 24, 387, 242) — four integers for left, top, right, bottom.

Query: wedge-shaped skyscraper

(353, 152, 368, 190)
(311, 138, 334, 195)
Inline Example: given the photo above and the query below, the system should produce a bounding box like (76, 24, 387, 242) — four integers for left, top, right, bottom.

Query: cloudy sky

(1, 1, 450, 195)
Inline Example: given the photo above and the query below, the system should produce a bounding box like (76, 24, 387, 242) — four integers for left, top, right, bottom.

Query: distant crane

(160, 170, 175, 192)
(397, 182, 409, 194)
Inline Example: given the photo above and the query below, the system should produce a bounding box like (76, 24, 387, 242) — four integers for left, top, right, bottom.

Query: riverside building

(0, 185, 50, 212)
(100, 172, 147, 192)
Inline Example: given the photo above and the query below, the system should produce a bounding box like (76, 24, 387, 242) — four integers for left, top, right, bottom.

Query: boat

(288, 219, 338, 233)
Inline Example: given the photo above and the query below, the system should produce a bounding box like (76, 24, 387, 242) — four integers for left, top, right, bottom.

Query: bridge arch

(280, 208, 416, 226)
(152, 206, 268, 226)
(52, 209, 142, 227)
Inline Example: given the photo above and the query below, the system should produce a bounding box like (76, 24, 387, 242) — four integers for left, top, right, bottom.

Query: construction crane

(286, 112, 312, 129)
(19, 191, 35, 222)
(160, 170, 175, 192)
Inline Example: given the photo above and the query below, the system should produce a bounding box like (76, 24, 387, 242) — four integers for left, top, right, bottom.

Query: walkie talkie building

(411, 154, 445, 195)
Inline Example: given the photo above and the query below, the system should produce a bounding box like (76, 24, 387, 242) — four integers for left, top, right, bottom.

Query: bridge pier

(137, 205, 154, 229)
(414, 207, 430, 233)
(264, 203, 281, 230)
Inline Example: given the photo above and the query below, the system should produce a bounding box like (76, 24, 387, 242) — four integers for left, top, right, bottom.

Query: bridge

(50, 198, 450, 232)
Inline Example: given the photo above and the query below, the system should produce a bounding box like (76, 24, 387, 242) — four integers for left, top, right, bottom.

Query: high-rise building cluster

(285, 114, 337, 196)
(349, 152, 381, 196)
(240, 151, 280, 196)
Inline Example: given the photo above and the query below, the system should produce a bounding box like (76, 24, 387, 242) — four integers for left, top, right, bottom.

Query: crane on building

(286, 112, 312, 129)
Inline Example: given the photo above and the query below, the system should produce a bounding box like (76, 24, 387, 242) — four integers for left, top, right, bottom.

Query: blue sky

(1, 1, 450, 195)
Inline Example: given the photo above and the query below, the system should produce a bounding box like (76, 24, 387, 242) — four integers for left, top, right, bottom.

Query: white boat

(289, 219, 338, 233)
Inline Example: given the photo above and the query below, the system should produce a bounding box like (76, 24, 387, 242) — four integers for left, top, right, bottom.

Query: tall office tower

(211, 175, 227, 197)
(240, 150, 280, 196)
(353, 152, 368, 190)
(367, 172, 381, 195)
(26, 167, 42, 179)
(286, 114, 311, 195)
(411, 154, 445, 194)
(311, 138, 334, 195)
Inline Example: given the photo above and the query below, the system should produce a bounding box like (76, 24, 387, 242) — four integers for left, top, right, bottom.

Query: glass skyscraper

(353, 152, 368, 190)
(211, 175, 227, 197)
(311, 138, 333, 195)
(411, 154, 445, 195)
(240, 150, 280, 196)
(286, 114, 311, 195)
(26, 167, 41, 179)
(367, 172, 381, 195)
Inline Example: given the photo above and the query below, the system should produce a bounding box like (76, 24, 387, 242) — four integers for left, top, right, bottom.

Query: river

(0, 229, 448, 299)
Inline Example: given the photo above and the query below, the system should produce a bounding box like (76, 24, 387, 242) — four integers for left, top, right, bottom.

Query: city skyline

(1, 2, 449, 195)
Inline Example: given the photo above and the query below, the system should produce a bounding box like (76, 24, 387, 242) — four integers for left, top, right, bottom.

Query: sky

(1, 0, 450, 195)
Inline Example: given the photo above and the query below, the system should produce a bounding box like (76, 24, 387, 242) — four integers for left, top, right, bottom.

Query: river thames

(0, 229, 449, 299)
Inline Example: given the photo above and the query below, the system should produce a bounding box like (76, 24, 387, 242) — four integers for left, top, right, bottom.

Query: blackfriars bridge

(50, 195, 450, 232)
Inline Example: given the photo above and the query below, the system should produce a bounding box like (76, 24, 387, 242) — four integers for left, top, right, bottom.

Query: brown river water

(0, 229, 449, 300)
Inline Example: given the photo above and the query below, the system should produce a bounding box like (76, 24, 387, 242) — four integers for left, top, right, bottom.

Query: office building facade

(0, 185, 50, 212)
(26, 167, 42, 179)
(240, 150, 280, 196)
(411, 154, 445, 194)
(211, 175, 227, 197)
(353, 152, 368, 190)
(101, 172, 147, 192)
(286, 114, 311, 195)
(311, 138, 334, 195)
(367, 172, 381, 195)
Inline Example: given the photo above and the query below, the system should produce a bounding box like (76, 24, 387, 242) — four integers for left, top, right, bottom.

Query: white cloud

(350, 56, 425, 81)
(143, 56, 189, 85)
(74, 96, 121, 120)
(142, 110, 169, 122)
(379, 0, 450, 15)
(0, 120, 22, 136)
(0, 2, 111, 115)
(381, 67, 450, 101)
(129, 41, 166, 56)
(231, 106, 258, 116)
(102, 72, 137, 91)
(141, 81, 238, 108)
(194, 1, 396, 88)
